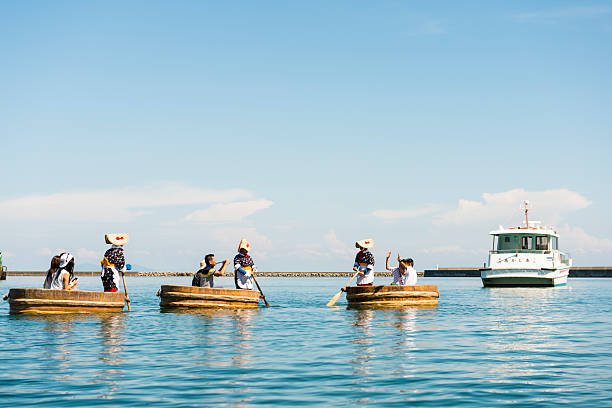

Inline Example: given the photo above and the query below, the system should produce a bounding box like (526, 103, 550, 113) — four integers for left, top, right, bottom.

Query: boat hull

(346, 285, 439, 307)
(8, 288, 125, 314)
(480, 268, 569, 287)
(159, 285, 260, 309)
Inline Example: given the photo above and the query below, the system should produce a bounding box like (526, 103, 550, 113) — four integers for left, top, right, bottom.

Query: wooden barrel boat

(159, 285, 261, 309)
(346, 285, 439, 307)
(7, 288, 126, 314)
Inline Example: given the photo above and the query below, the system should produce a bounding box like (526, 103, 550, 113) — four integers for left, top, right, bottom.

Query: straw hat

(105, 233, 130, 246)
(355, 238, 374, 249)
(199, 259, 208, 269)
(238, 238, 251, 252)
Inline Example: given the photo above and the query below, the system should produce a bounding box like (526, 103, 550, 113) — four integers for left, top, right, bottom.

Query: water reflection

(95, 314, 126, 399)
(350, 308, 376, 379)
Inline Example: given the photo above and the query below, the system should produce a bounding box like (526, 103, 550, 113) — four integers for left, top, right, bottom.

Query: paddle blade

(326, 290, 343, 307)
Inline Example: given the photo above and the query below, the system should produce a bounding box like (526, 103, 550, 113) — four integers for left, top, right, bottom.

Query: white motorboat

(480, 201, 572, 287)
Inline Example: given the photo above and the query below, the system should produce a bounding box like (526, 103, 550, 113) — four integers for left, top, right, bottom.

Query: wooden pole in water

(251, 274, 270, 306)
(121, 272, 131, 311)
(326, 272, 359, 307)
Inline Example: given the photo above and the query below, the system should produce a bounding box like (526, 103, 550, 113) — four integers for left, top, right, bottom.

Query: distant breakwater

(5, 268, 612, 277)
(5, 271, 399, 277)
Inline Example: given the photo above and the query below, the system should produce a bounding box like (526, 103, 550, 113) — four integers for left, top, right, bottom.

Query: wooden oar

(121, 272, 131, 311)
(326, 272, 359, 307)
(251, 274, 270, 307)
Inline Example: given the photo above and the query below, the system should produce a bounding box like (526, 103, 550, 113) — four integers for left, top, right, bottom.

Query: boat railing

(559, 252, 571, 265)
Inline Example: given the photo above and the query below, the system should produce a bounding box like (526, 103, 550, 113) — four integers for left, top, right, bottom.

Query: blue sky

(1, 1, 611, 271)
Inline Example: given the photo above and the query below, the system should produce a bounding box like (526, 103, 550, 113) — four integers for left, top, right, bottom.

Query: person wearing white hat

(50, 252, 78, 290)
(101, 233, 130, 292)
(353, 239, 375, 286)
(192, 254, 229, 288)
(234, 239, 256, 290)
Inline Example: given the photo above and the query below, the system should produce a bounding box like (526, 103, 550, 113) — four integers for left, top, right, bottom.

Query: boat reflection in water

(95, 314, 127, 400)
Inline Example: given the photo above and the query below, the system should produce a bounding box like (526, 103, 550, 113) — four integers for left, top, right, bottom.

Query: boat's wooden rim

(161, 291, 260, 303)
(160, 285, 260, 296)
(346, 291, 439, 300)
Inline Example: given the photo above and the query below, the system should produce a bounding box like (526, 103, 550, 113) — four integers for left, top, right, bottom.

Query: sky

(0, 1, 611, 271)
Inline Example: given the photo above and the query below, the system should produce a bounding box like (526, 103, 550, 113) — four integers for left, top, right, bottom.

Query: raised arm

(386, 251, 392, 271)
(216, 259, 229, 276)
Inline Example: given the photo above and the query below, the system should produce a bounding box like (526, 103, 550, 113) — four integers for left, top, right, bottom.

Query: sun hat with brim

(355, 238, 374, 249)
(238, 238, 251, 252)
(105, 233, 130, 246)
(59, 252, 74, 268)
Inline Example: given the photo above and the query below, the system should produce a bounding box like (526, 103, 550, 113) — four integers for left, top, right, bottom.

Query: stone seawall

(7, 268, 611, 277)
(5, 271, 399, 277)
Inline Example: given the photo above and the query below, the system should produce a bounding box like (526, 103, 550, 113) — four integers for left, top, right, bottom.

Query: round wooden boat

(159, 285, 261, 309)
(8, 288, 126, 314)
(346, 285, 439, 307)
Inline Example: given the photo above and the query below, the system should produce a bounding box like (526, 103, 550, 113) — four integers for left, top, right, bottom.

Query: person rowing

(192, 254, 229, 288)
(386, 251, 417, 286)
(101, 233, 130, 292)
(353, 238, 375, 286)
(234, 238, 256, 290)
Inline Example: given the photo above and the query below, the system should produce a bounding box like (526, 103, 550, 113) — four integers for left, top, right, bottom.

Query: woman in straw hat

(353, 239, 375, 286)
(101, 233, 129, 292)
(234, 239, 257, 290)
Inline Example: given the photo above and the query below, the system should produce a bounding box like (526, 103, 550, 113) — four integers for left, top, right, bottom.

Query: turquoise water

(1, 276, 611, 407)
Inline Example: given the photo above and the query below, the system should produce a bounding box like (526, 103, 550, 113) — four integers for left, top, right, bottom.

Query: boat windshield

(493, 234, 553, 253)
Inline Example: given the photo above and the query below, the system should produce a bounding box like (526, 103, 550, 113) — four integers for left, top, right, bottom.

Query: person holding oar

(326, 238, 375, 306)
(101, 233, 132, 310)
(353, 238, 375, 286)
(101, 233, 130, 292)
(234, 238, 270, 306)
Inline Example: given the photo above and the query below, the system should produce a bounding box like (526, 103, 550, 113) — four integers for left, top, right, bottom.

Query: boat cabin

(491, 228, 559, 254)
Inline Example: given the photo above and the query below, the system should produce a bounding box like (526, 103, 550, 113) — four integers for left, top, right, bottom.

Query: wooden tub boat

(346, 285, 439, 307)
(7, 288, 126, 314)
(158, 285, 261, 309)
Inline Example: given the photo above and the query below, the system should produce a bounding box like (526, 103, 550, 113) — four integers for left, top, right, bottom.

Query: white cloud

(76, 248, 99, 260)
(558, 224, 612, 254)
(420, 245, 466, 255)
(184, 199, 273, 223)
(371, 204, 441, 221)
(435, 189, 590, 226)
(0, 182, 253, 222)
(324, 230, 355, 256)
(286, 229, 354, 260)
(208, 227, 273, 260)
(37, 248, 67, 257)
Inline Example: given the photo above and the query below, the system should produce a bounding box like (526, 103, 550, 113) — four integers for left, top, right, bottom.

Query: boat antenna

(521, 200, 530, 228)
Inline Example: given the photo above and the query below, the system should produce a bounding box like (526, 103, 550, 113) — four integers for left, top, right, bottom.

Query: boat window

(552, 237, 558, 250)
(497, 235, 517, 250)
(535, 236, 549, 250)
(521, 236, 533, 250)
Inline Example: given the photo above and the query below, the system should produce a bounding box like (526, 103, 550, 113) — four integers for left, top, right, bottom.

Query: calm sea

(1, 276, 611, 407)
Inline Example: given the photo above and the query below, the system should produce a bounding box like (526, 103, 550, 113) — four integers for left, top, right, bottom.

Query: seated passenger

(386, 251, 417, 286)
(192, 254, 229, 288)
(50, 252, 78, 290)
(43, 255, 61, 289)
